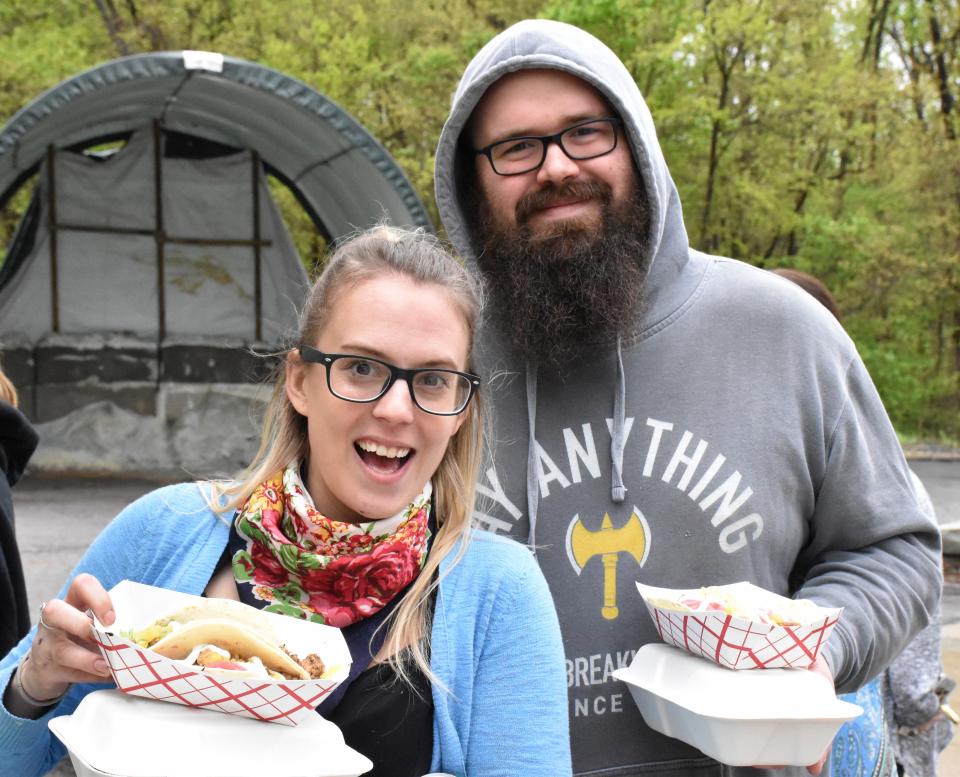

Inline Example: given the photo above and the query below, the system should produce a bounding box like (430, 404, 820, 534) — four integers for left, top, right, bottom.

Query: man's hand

(752, 657, 835, 774)
(805, 657, 834, 775)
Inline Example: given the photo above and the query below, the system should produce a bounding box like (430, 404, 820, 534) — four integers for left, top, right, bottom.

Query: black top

(0, 401, 38, 658)
(326, 640, 434, 777)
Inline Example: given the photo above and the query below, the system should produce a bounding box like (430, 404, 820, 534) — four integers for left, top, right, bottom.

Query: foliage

(0, 0, 958, 438)
(547, 0, 960, 438)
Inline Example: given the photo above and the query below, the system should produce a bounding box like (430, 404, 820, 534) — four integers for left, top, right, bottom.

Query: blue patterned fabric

(833, 677, 897, 777)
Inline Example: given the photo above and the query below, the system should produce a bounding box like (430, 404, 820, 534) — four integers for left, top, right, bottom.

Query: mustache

(515, 180, 613, 224)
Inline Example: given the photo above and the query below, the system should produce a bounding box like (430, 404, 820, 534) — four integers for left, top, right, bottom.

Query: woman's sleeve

(465, 547, 572, 777)
(0, 493, 153, 777)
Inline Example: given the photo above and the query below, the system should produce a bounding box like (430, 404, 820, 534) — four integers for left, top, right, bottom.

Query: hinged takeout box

(49, 689, 373, 777)
(613, 643, 861, 766)
(91, 580, 351, 725)
(635, 581, 842, 669)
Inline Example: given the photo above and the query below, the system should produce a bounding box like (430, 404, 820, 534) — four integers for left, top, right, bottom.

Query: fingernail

(95, 659, 109, 674)
(104, 609, 115, 625)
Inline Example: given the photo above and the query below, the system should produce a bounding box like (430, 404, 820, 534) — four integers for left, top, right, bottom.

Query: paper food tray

(635, 581, 842, 669)
(91, 580, 351, 726)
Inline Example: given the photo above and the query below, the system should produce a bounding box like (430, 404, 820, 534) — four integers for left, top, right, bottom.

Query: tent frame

(43, 121, 272, 339)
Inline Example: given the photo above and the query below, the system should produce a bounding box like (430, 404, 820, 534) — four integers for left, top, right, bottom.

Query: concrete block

(0, 343, 35, 392)
(160, 382, 267, 423)
(35, 335, 158, 384)
(35, 382, 157, 423)
(159, 383, 268, 476)
(161, 342, 279, 384)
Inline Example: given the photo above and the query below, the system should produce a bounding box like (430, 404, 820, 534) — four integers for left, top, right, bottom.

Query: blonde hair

(215, 225, 484, 688)
(0, 362, 18, 407)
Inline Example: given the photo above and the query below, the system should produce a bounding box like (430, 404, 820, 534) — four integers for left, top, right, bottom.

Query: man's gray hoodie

(434, 19, 941, 777)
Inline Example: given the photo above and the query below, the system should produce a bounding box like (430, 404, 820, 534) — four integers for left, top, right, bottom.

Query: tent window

(81, 139, 128, 159)
(267, 174, 328, 276)
(0, 173, 38, 272)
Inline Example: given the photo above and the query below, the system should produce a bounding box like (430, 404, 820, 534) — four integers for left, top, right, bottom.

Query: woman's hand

(20, 573, 116, 701)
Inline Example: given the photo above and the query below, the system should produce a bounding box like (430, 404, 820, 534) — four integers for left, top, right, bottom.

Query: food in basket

(123, 599, 328, 681)
(93, 581, 352, 725)
(636, 581, 843, 669)
(646, 585, 826, 626)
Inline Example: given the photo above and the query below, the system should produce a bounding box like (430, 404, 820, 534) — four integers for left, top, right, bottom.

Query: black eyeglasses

(298, 346, 480, 416)
(474, 117, 621, 176)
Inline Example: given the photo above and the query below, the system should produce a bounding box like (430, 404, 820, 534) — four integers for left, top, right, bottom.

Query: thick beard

(471, 180, 651, 370)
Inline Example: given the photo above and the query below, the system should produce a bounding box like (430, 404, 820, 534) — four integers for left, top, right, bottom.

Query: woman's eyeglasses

(298, 346, 480, 416)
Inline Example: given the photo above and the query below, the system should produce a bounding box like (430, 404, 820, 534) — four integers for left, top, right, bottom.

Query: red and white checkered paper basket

(635, 581, 842, 670)
(92, 581, 351, 726)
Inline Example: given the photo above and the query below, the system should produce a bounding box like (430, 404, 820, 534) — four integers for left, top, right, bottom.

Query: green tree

(548, 0, 960, 437)
(1, 1, 958, 437)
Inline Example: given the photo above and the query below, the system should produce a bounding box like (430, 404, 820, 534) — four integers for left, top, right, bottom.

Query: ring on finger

(38, 601, 64, 635)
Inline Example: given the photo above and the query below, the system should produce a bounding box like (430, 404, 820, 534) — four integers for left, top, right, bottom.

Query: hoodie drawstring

(525, 363, 539, 552)
(526, 343, 627, 553)
(611, 336, 627, 503)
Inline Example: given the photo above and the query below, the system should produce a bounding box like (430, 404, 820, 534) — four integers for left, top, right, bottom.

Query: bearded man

(434, 18, 941, 777)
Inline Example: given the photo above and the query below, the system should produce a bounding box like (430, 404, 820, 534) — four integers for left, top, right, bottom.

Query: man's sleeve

(795, 356, 942, 694)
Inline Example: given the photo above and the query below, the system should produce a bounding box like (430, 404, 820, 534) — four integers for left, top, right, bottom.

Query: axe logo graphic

(565, 509, 651, 620)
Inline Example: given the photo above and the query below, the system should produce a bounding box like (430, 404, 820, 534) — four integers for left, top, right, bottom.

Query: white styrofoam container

(613, 643, 862, 766)
(48, 689, 373, 777)
(91, 580, 351, 726)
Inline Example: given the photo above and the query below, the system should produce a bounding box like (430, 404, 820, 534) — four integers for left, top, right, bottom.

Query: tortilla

(156, 598, 282, 639)
(150, 620, 310, 680)
(125, 599, 309, 681)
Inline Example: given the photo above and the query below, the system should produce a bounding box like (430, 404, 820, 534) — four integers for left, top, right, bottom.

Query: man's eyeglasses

(298, 346, 480, 416)
(474, 117, 621, 176)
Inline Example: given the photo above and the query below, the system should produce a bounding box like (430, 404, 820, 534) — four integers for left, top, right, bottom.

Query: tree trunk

(926, 0, 956, 141)
(92, 0, 129, 56)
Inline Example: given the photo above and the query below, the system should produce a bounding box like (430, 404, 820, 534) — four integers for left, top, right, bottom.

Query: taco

(122, 599, 325, 681)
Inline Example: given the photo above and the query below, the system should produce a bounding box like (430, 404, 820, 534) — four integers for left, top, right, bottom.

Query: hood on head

(434, 18, 687, 281)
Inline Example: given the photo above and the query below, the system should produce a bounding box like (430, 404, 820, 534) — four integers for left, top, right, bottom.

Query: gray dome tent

(0, 50, 431, 477)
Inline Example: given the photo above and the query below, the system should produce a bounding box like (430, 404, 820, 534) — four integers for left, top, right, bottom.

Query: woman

(0, 226, 571, 777)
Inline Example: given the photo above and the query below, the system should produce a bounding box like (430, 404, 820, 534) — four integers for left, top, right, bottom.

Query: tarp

(0, 50, 432, 346)
(0, 51, 432, 475)
(0, 50, 430, 235)
(0, 129, 308, 342)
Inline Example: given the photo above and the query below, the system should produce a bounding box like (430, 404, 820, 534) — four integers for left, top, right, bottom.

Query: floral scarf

(231, 462, 432, 628)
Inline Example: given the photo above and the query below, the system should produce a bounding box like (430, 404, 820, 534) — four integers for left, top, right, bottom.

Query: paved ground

(8, 463, 960, 776)
(912, 460, 960, 526)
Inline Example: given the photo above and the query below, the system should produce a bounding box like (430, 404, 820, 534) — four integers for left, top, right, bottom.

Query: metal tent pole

(252, 150, 263, 342)
(45, 145, 59, 333)
(153, 120, 166, 340)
